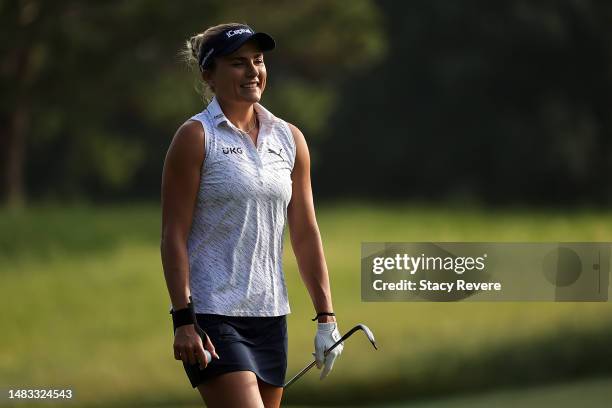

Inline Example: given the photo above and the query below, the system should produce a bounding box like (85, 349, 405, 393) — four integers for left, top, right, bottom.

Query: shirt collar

(206, 96, 229, 127)
(253, 101, 275, 125)
(206, 96, 277, 129)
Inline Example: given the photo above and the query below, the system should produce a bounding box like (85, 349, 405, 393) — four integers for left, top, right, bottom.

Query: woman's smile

(240, 81, 259, 89)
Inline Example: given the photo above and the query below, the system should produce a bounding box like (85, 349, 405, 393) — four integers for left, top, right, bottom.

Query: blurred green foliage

(1, 0, 384, 204)
(4, 1, 612, 206)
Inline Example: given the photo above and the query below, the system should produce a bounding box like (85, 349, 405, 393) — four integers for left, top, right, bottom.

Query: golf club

(283, 324, 378, 389)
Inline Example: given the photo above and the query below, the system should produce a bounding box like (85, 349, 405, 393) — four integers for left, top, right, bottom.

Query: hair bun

(189, 34, 205, 61)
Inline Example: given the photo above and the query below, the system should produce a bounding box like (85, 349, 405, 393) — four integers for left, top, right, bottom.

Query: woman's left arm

(287, 123, 343, 380)
(286, 123, 335, 322)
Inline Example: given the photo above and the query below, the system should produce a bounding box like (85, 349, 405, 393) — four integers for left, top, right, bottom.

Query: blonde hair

(181, 22, 244, 103)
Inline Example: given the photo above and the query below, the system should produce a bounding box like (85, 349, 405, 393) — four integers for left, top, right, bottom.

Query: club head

(356, 324, 378, 350)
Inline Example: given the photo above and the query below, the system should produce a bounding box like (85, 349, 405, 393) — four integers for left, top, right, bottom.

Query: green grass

(284, 376, 612, 408)
(1, 202, 612, 407)
(387, 377, 612, 408)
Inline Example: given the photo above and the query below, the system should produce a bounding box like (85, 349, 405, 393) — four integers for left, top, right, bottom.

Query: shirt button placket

(256, 139, 264, 185)
(257, 154, 264, 185)
(240, 131, 264, 184)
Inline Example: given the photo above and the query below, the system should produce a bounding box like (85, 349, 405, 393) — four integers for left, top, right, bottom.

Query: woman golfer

(160, 23, 343, 407)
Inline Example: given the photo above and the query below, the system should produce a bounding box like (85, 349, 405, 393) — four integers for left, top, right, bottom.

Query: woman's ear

(202, 70, 215, 92)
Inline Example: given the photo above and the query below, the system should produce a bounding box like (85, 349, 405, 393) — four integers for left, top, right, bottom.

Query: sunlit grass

(1, 202, 612, 406)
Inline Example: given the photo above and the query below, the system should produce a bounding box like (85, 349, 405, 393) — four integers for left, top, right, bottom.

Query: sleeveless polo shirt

(186, 97, 295, 316)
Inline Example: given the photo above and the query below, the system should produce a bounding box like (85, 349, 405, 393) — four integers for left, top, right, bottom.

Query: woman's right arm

(160, 120, 204, 310)
(160, 120, 218, 368)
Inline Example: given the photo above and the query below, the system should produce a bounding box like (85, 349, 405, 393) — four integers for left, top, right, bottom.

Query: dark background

(3, 0, 612, 208)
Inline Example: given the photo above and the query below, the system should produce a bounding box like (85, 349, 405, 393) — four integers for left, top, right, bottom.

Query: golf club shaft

(283, 360, 317, 388)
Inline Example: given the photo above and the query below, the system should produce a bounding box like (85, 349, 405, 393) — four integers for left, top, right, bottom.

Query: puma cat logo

(267, 147, 284, 160)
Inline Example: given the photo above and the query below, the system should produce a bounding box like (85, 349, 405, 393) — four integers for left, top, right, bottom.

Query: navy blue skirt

(175, 314, 288, 388)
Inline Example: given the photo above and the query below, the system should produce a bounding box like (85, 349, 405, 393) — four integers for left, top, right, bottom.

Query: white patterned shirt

(186, 97, 295, 316)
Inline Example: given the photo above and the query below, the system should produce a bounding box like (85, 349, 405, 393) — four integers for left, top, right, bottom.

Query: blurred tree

(1, 0, 44, 208)
(0, 0, 384, 206)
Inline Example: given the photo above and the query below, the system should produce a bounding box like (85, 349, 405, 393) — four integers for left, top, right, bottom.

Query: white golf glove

(313, 322, 344, 380)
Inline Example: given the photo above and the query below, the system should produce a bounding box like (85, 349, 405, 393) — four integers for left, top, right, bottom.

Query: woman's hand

(313, 322, 344, 380)
(174, 324, 220, 370)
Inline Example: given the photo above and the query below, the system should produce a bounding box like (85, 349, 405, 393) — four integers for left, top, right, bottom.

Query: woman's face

(205, 40, 267, 104)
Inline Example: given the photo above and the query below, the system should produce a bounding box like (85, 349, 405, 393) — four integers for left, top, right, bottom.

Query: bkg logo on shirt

(222, 147, 243, 154)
